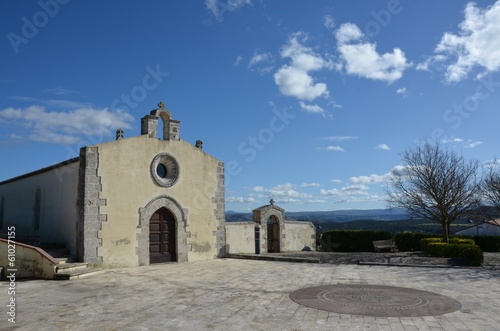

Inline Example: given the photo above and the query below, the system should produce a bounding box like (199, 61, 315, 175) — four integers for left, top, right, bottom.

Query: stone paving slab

(1, 258, 500, 330)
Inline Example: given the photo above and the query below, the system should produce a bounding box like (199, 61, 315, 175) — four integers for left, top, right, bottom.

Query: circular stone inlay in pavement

(289, 285, 461, 317)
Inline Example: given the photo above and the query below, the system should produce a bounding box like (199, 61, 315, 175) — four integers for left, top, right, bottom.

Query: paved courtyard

(1, 258, 500, 330)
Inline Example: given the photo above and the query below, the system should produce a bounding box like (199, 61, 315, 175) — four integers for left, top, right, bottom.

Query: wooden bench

(373, 240, 397, 252)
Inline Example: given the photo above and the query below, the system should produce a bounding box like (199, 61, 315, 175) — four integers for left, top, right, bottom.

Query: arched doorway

(267, 215, 280, 253)
(149, 207, 177, 263)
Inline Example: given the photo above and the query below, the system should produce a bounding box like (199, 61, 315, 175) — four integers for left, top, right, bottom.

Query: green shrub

(396, 232, 500, 252)
(320, 230, 393, 252)
(458, 245, 484, 266)
(424, 241, 483, 266)
(421, 237, 475, 253)
(426, 242, 448, 257)
(455, 235, 500, 252)
(420, 238, 443, 253)
(448, 238, 475, 245)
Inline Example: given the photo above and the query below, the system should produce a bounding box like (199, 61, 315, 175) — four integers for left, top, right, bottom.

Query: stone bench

(373, 240, 397, 252)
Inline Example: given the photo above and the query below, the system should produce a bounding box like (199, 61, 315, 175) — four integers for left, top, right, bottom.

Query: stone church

(0, 103, 315, 269)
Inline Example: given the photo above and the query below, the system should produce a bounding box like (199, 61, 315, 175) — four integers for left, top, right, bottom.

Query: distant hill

(225, 208, 487, 235)
(225, 208, 409, 223)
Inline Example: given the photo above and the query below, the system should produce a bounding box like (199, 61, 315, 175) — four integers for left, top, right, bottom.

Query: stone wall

(0, 159, 79, 255)
(225, 219, 316, 254)
(283, 221, 316, 252)
(225, 222, 256, 254)
(0, 238, 57, 279)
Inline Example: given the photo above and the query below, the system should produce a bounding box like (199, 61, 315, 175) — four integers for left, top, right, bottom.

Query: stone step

(55, 256, 77, 264)
(44, 248, 78, 264)
(54, 268, 104, 280)
(55, 262, 89, 274)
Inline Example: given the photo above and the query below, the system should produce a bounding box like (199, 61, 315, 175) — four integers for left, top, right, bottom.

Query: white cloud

(334, 23, 363, 44)
(442, 137, 464, 144)
(389, 165, 410, 178)
(274, 32, 332, 101)
(430, 1, 500, 82)
(332, 194, 384, 204)
(318, 145, 345, 152)
(248, 51, 272, 69)
(335, 23, 411, 83)
(442, 137, 483, 148)
(250, 183, 312, 199)
(323, 14, 335, 29)
(299, 101, 330, 117)
(0, 105, 134, 145)
(300, 182, 322, 187)
(464, 140, 483, 148)
(299, 102, 323, 113)
(251, 186, 266, 192)
(350, 174, 388, 185)
(396, 87, 406, 94)
(415, 55, 447, 72)
(320, 184, 370, 196)
(226, 196, 258, 203)
(375, 144, 391, 151)
(205, 0, 252, 21)
(233, 55, 243, 66)
(329, 100, 343, 109)
(331, 179, 342, 184)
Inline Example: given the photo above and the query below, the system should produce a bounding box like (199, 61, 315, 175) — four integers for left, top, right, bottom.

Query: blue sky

(1, 0, 500, 212)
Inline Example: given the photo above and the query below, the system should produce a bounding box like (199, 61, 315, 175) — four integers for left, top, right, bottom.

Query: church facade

(0, 103, 315, 269)
(0, 104, 225, 267)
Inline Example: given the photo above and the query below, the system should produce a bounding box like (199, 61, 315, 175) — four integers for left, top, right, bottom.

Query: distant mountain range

(225, 208, 409, 223)
(225, 207, 497, 235)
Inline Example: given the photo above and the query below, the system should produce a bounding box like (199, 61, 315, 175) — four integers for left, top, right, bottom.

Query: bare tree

(482, 159, 500, 211)
(386, 141, 481, 242)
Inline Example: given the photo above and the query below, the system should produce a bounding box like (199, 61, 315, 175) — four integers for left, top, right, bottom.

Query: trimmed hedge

(396, 232, 500, 252)
(320, 230, 393, 252)
(458, 245, 484, 266)
(420, 238, 443, 252)
(455, 235, 500, 252)
(421, 237, 483, 266)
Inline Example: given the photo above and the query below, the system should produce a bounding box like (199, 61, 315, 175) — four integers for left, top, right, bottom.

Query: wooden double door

(149, 208, 177, 263)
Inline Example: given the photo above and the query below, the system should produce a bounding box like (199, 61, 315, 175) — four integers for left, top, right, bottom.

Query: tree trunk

(441, 221, 449, 243)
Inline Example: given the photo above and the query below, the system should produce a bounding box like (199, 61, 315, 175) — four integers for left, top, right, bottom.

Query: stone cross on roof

(270, 199, 274, 205)
(158, 101, 165, 109)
